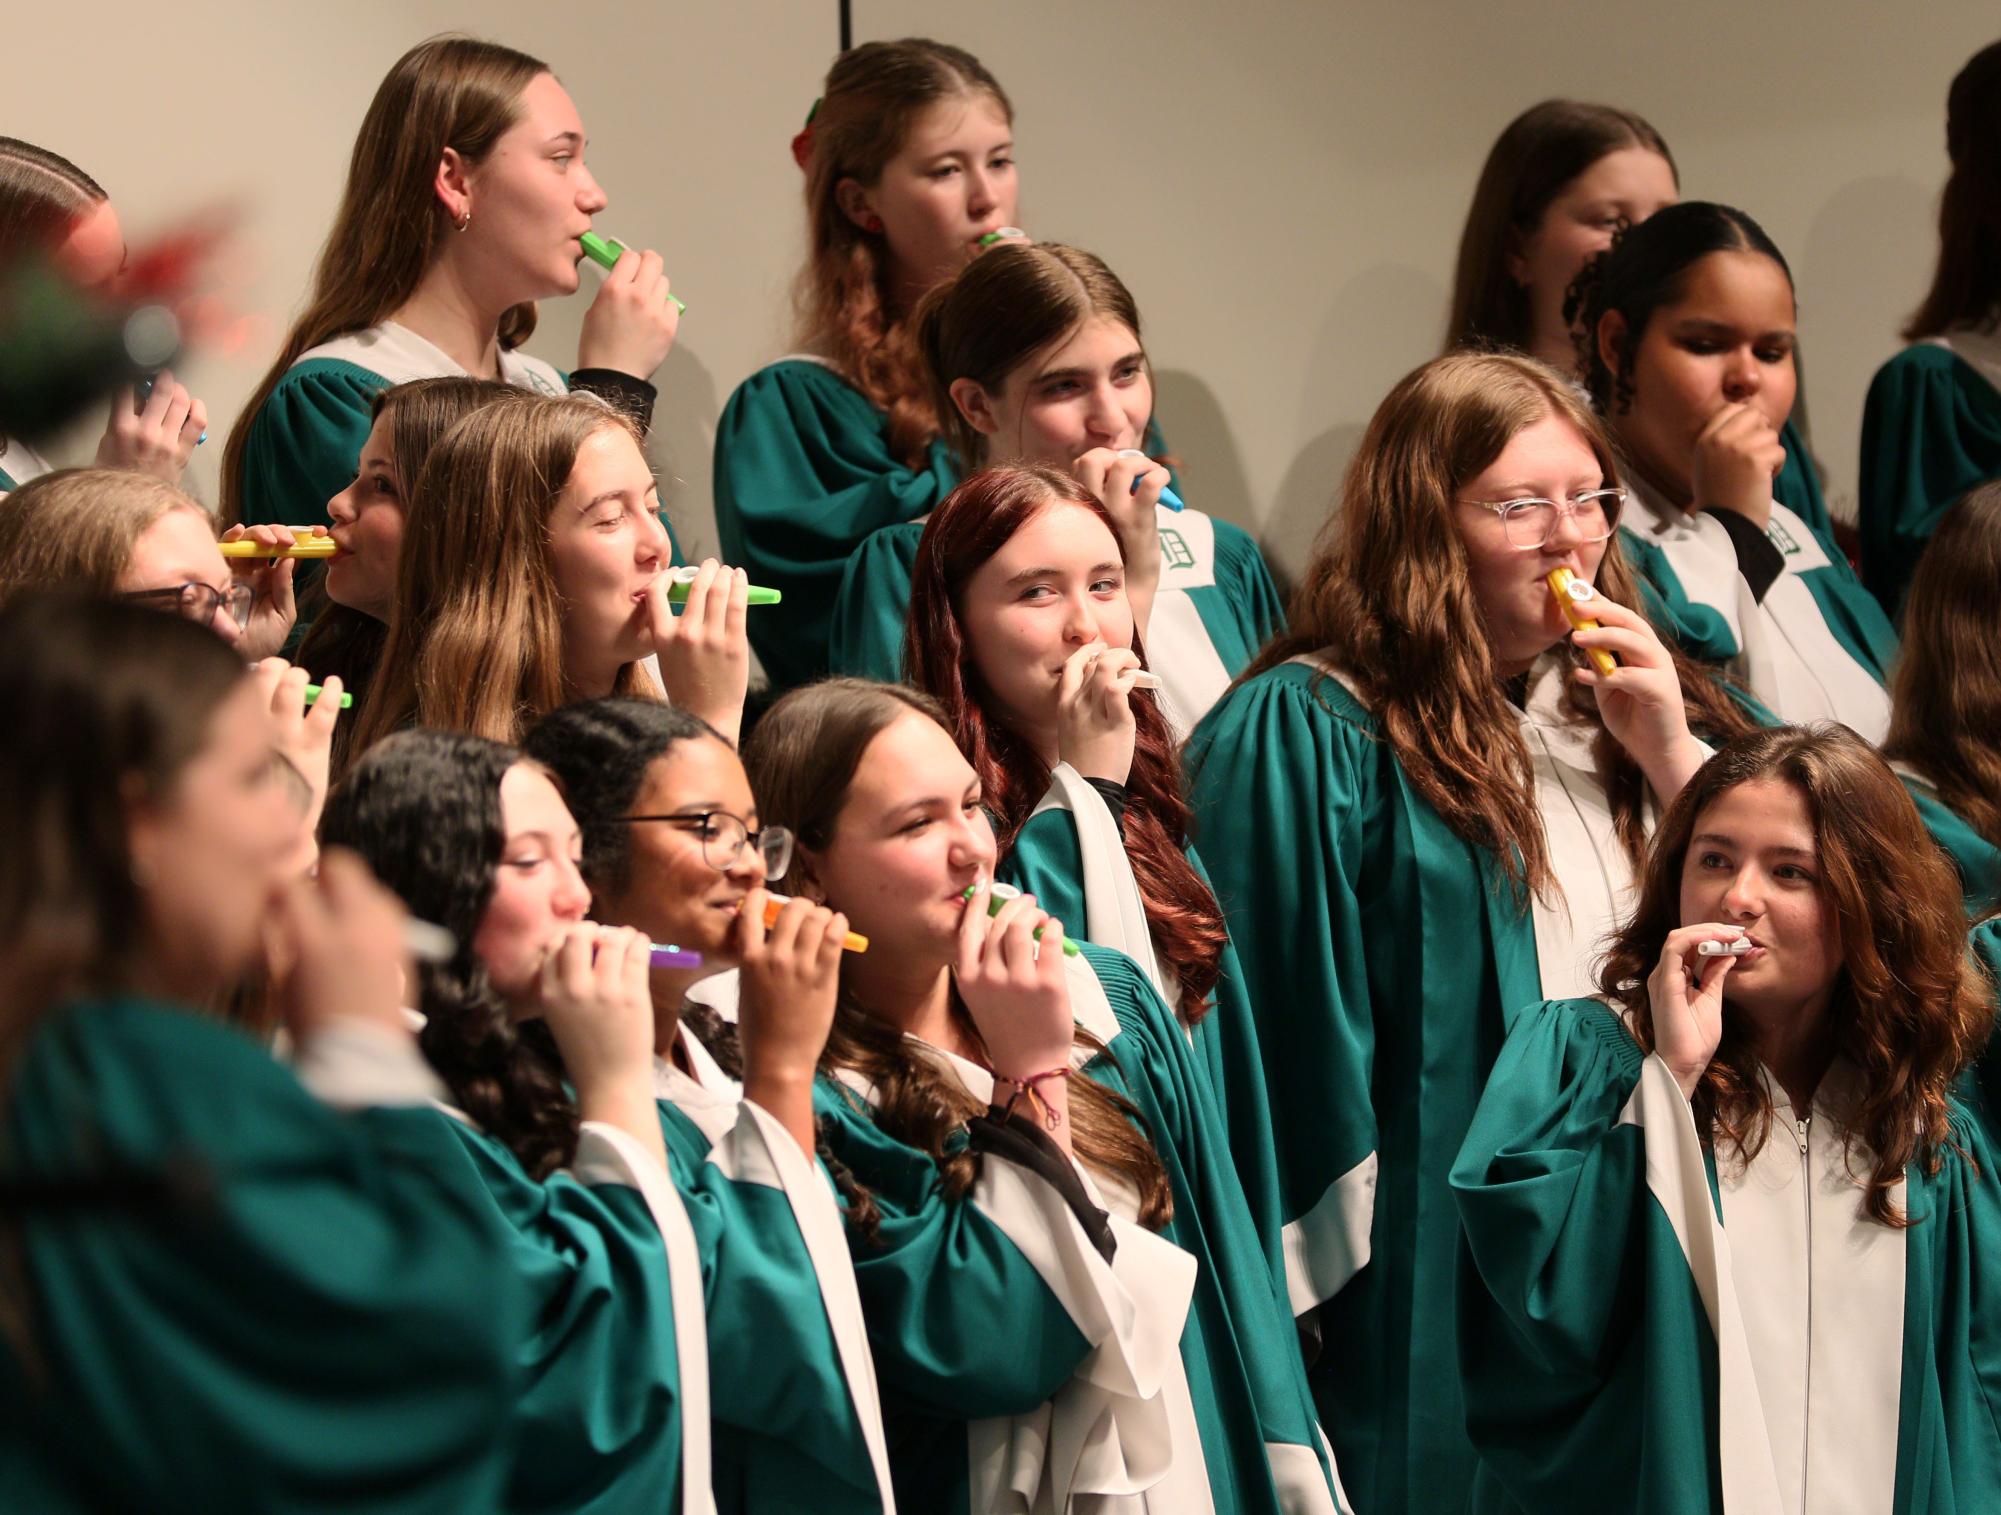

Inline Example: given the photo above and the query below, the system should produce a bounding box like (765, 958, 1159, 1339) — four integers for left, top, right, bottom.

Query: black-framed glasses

(616, 810, 794, 877)
(1460, 487, 1626, 550)
(120, 580, 255, 630)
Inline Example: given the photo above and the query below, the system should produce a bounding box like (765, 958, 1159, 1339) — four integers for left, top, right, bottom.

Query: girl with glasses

(1572, 202, 1899, 740)
(1453, 725, 2000, 1513)
(1183, 350, 1750, 1513)
(525, 696, 895, 1513)
(323, 726, 887, 1514)
(0, 467, 299, 660)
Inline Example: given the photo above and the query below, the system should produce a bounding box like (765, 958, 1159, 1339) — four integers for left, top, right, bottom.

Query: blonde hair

(347, 394, 656, 765)
(222, 35, 548, 523)
(0, 469, 207, 604)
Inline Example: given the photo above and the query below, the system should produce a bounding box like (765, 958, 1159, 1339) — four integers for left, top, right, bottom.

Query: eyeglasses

(1460, 488, 1626, 550)
(120, 580, 255, 630)
(616, 810, 794, 877)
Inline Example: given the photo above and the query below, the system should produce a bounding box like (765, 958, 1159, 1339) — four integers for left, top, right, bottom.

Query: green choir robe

(1453, 996, 2001, 1514)
(1, 1000, 527, 1513)
(712, 357, 959, 693)
(1183, 653, 1658, 1514)
(1859, 334, 2001, 614)
(831, 501, 1284, 740)
(998, 764, 1288, 1306)
(1619, 424, 1897, 743)
(818, 943, 1347, 1513)
(652, 1021, 895, 1514)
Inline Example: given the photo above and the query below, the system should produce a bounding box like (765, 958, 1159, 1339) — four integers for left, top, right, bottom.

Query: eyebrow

(1036, 349, 1145, 384)
(546, 131, 583, 149)
(1691, 831, 1816, 860)
(1672, 317, 1794, 338)
(1002, 560, 1123, 587)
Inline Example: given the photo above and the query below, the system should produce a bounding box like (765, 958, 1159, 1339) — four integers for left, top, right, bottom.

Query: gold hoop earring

(455, 208, 472, 232)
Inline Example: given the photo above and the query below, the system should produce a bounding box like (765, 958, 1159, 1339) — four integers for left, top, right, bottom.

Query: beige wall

(14, 2, 1999, 576)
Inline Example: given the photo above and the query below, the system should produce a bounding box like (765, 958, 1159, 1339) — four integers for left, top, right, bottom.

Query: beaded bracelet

(997, 1066, 1072, 1130)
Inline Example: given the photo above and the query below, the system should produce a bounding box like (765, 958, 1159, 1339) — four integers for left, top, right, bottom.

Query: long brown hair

(1445, 100, 1675, 355)
(915, 241, 1145, 471)
(0, 469, 204, 604)
(792, 38, 1012, 467)
(1884, 482, 2001, 848)
(221, 36, 548, 524)
(295, 375, 519, 756)
(1244, 351, 1750, 898)
(346, 394, 656, 766)
(903, 466, 1225, 1021)
(1599, 725, 1992, 1226)
(745, 678, 1173, 1230)
(1905, 40, 2001, 340)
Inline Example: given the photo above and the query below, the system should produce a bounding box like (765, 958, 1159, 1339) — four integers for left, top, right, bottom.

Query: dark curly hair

(319, 727, 578, 1178)
(1567, 200, 1793, 417)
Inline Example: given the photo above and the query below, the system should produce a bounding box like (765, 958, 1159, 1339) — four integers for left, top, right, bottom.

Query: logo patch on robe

(1159, 528, 1195, 569)
(1766, 519, 1803, 558)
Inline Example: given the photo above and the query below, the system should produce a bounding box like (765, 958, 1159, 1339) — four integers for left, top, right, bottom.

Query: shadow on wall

(1152, 368, 1255, 530)
(1794, 171, 1935, 525)
(650, 341, 723, 562)
(1263, 262, 1448, 584)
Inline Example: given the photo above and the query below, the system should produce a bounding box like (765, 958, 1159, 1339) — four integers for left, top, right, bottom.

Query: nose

(576, 165, 608, 216)
(1718, 864, 1764, 922)
(966, 164, 998, 221)
(635, 510, 669, 565)
(727, 839, 765, 887)
(948, 810, 998, 874)
(212, 608, 243, 647)
(552, 858, 593, 920)
(326, 484, 356, 527)
(1721, 347, 1761, 403)
(1542, 501, 1587, 553)
(1083, 381, 1124, 443)
(1062, 589, 1100, 644)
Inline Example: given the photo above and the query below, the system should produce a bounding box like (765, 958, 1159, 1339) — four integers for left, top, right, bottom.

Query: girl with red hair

(902, 465, 1290, 1287)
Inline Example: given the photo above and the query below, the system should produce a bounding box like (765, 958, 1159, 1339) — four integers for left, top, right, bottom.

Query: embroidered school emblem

(1158, 528, 1195, 569)
(1766, 519, 1802, 558)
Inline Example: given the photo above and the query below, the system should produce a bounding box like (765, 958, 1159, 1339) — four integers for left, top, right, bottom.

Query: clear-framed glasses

(120, 580, 255, 630)
(616, 809, 794, 877)
(1460, 487, 1626, 550)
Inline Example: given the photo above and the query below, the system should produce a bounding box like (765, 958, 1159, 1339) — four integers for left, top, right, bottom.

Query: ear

(834, 176, 878, 234)
(948, 377, 1002, 438)
(121, 774, 165, 897)
(434, 147, 474, 223)
(1595, 310, 1628, 378)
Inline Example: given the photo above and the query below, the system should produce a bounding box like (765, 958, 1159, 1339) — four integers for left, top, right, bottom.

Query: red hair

(903, 464, 1225, 1022)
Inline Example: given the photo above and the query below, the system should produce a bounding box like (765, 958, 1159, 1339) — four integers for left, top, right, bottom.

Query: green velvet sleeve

(1, 999, 526, 1514)
(1450, 996, 1723, 1515)
(712, 361, 958, 692)
(237, 359, 386, 528)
